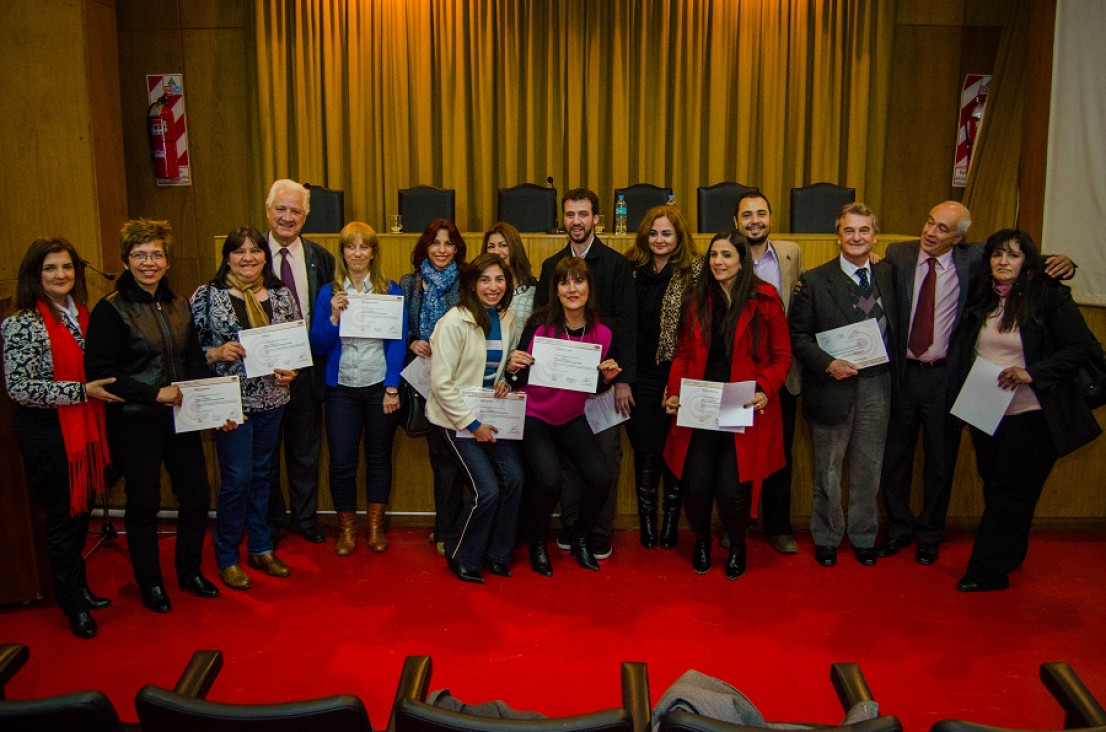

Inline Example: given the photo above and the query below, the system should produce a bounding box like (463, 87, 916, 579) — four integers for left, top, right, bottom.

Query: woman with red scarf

(2, 238, 120, 638)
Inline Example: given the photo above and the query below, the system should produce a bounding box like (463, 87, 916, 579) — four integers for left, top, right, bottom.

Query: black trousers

(107, 410, 210, 587)
(13, 407, 92, 616)
(524, 416, 612, 541)
(268, 368, 323, 532)
(759, 387, 796, 536)
(427, 425, 465, 544)
(683, 428, 750, 542)
(880, 363, 962, 544)
(967, 411, 1057, 585)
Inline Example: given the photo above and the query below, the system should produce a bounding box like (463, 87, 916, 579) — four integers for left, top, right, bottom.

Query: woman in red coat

(663, 230, 791, 579)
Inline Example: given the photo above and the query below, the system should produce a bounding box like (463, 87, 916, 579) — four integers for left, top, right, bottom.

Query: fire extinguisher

(148, 94, 180, 179)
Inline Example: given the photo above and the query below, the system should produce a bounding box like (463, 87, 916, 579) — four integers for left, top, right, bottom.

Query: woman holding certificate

(85, 219, 218, 613)
(484, 222, 538, 326)
(401, 219, 467, 555)
(191, 226, 299, 591)
(624, 205, 702, 550)
(2, 238, 120, 638)
(504, 257, 623, 575)
(310, 222, 404, 556)
(952, 229, 1100, 593)
(427, 253, 524, 584)
(662, 231, 791, 579)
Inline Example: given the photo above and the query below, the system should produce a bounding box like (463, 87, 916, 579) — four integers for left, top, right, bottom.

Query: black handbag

(401, 381, 433, 436)
(1076, 343, 1106, 410)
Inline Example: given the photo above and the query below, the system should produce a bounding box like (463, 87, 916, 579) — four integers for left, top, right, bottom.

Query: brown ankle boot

(336, 511, 358, 556)
(366, 503, 388, 552)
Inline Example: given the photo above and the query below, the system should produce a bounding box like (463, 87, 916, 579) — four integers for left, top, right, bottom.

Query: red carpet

(2, 526, 1104, 729)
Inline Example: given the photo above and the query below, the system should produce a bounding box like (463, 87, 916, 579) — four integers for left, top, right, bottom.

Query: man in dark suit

(877, 201, 1075, 565)
(789, 203, 898, 567)
(533, 188, 637, 560)
(264, 179, 336, 544)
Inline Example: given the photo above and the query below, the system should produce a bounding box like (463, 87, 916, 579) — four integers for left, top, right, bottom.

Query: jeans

(213, 407, 283, 569)
(441, 428, 525, 571)
(326, 383, 399, 509)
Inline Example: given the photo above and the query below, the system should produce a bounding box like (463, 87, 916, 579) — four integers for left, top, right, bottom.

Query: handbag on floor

(402, 382, 433, 436)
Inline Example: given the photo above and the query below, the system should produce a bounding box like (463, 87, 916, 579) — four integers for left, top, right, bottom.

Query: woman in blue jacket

(311, 222, 405, 556)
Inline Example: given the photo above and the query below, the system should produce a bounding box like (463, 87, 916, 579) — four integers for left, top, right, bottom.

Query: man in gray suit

(789, 203, 898, 567)
(264, 179, 336, 544)
(877, 201, 1074, 565)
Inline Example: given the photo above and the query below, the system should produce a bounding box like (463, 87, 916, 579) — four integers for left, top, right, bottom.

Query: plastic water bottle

(615, 194, 627, 234)
(666, 194, 676, 207)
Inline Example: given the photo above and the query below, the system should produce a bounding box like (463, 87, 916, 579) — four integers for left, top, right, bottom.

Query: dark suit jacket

(534, 236, 638, 383)
(269, 233, 336, 398)
(955, 281, 1101, 457)
(789, 257, 898, 426)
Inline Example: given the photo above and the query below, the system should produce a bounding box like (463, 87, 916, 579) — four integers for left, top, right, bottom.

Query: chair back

(135, 686, 373, 732)
(930, 722, 1106, 732)
(789, 182, 855, 233)
(614, 184, 672, 234)
(661, 710, 902, 732)
(399, 186, 456, 234)
(0, 690, 125, 732)
(302, 183, 345, 234)
(696, 182, 756, 234)
(497, 183, 558, 233)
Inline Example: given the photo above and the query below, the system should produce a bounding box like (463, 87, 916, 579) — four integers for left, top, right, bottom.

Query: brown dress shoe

(336, 511, 358, 556)
(248, 552, 291, 577)
(366, 503, 389, 552)
(219, 565, 251, 590)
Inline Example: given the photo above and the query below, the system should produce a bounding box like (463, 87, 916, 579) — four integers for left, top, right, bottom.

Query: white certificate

(950, 357, 1015, 436)
(717, 380, 757, 428)
(455, 388, 526, 440)
(400, 355, 432, 399)
(529, 336, 601, 393)
(238, 320, 313, 378)
(675, 379, 745, 433)
(339, 293, 404, 340)
(815, 318, 889, 369)
(584, 388, 629, 434)
(172, 376, 244, 434)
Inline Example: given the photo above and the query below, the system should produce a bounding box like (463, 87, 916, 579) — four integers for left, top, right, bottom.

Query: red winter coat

(662, 284, 791, 517)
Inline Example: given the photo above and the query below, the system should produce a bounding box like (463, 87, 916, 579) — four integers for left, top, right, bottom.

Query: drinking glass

(390, 214, 403, 234)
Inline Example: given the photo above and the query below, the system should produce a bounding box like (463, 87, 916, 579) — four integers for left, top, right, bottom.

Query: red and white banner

(952, 74, 990, 187)
(146, 74, 191, 187)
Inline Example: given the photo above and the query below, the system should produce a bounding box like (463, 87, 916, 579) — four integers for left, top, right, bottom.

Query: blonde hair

(624, 205, 697, 274)
(335, 221, 387, 294)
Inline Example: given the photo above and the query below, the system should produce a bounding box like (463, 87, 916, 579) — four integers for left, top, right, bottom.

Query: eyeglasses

(272, 205, 306, 217)
(129, 251, 166, 262)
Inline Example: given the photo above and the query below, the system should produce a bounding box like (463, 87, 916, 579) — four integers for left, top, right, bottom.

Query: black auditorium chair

(0, 642, 211, 731)
(399, 185, 456, 234)
(135, 649, 372, 731)
(497, 183, 559, 233)
(789, 182, 855, 234)
(614, 183, 672, 234)
(387, 654, 651, 732)
(302, 182, 345, 234)
(930, 662, 1106, 732)
(658, 662, 901, 732)
(697, 182, 757, 234)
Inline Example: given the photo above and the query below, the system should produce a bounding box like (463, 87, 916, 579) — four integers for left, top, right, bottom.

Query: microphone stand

(547, 176, 561, 234)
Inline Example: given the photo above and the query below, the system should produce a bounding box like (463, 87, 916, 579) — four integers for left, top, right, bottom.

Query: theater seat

(497, 183, 558, 233)
(399, 185, 456, 234)
(657, 662, 901, 732)
(929, 662, 1106, 732)
(135, 649, 372, 732)
(387, 655, 651, 732)
(614, 183, 672, 234)
(302, 183, 345, 234)
(789, 182, 855, 234)
(696, 182, 757, 234)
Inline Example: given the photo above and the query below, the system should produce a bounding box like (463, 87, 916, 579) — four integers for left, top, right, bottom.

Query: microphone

(547, 176, 560, 234)
(81, 259, 117, 281)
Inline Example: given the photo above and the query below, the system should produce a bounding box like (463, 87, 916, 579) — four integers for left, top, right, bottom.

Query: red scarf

(35, 299, 111, 515)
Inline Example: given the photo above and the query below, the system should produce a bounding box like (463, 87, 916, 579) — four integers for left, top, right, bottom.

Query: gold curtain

(249, 0, 895, 237)
(962, 2, 1029, 236)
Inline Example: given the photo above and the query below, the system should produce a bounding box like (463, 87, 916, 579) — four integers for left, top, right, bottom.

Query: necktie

(856, 268, 870, 290)
(279, 247, 301, 311)
(909, 257, 937, 358)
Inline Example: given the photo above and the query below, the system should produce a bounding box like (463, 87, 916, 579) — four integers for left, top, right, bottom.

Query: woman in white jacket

(428, 253, 525, 583)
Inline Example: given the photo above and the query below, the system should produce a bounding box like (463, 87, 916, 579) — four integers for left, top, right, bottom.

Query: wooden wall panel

(896, 0, 965, 26)
(1018, 0, 1057, 244)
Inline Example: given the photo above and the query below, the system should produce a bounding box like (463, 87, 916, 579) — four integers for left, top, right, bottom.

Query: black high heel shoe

(725, 540, 746, 580)
(571, 537, 600, 572)
(692, 538, 710, 574)
(529, 540, 553, 577)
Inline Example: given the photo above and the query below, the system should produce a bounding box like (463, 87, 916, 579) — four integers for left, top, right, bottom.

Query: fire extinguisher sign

(146, 74, 191, 187)
(952, 74, 991, 188)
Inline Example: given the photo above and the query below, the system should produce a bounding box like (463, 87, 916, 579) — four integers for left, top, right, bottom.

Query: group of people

(4, 181, 1101, 640)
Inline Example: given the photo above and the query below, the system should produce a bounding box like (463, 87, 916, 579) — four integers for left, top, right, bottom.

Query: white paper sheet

(529, 336, 602, 393)
(455, 388, 526, 440)
(238, 320, 313, 378)
(717, 380, 757, 428)
(675, 379, 745, 433)
(172, 376, 244, 433)
(339, 293, 404, 339)
(584, 388, 630, 434)
(950, 357, 1015, 435)
(815, 318, 889, 369)
(400, 356, 432, 399)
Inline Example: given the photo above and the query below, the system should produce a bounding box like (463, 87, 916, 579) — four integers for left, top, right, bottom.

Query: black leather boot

(634, 453, 661, 549)
(571, 535, 600, 572)
(692, 537, 710, 574)
(725, 537, 747, 580)
(659, 470, 682, 549)
(529, 539, 553, 577)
